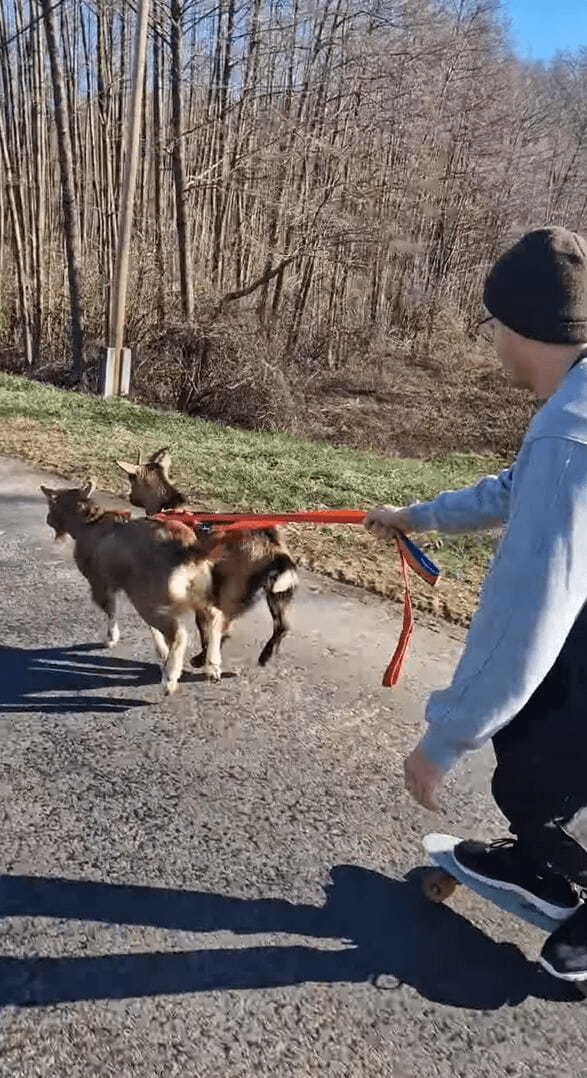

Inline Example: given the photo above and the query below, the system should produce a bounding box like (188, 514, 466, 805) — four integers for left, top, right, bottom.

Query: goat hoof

(105, 625, 120, 648)
(163, 679, 179, 696)
(259, 644, 279, 666)
(203, 664, 221, 682)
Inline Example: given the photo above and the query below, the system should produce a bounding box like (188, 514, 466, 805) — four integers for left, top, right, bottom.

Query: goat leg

(90, 580, 119, 648)
(258, 589, 292, 666)
(161, 622, 188, 695)
(191, 612, 233, 668)
(202, 608, 223, 682)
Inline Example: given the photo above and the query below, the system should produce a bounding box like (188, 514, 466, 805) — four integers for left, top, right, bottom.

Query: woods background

(0, 0, 585, 456)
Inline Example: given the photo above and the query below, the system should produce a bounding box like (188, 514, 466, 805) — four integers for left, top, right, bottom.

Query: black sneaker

(540, 903, 587, 981)
(453, 838, 581, 920)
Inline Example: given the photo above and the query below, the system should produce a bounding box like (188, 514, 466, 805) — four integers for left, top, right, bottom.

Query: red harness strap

(152, 508, 440, 686)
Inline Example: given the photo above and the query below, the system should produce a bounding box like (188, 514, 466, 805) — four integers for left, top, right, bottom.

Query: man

(365, 226, 587, 983)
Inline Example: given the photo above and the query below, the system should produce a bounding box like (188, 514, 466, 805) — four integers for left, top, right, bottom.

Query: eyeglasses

(475, 316, 495, 345)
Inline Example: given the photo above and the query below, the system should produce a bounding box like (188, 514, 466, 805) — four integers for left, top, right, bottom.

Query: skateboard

(421, 832, 587, 995)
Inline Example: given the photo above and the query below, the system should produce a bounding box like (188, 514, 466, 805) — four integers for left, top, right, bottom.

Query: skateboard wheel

(422, 867, 459, 903)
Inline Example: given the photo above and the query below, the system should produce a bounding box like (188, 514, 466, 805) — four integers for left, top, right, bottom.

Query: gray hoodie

(408, 356, 587, 770)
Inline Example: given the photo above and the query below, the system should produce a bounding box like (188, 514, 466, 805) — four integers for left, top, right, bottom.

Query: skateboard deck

(422, 832, 563, 932)
(421, 833, 587, 995)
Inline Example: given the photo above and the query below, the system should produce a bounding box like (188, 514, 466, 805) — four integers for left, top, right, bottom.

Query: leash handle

(382, 539, 413, 687)
(384, 534, 439, 685)
(394, 531, 439, 587)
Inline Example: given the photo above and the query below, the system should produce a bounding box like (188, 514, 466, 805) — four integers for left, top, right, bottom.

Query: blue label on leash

(398, 532, 440, 582)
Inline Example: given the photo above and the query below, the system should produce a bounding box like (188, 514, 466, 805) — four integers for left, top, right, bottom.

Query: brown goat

(115, 448, 298, 670)
(41, 481, 234, 693)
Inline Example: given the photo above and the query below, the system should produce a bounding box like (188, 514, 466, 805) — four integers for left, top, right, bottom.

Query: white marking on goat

(204, 607, 223, 681)
(162, 624, 188, 695)
(169, 566, 196, 603)
(168, 562, 211, 606)
(168, 564, 192, 603)
(106, 620, 120, 647)
(271, 569, 298, 594)
(150, 627, 169, 662)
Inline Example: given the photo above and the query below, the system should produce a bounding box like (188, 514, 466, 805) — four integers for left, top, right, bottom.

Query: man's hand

(404, 747, 445, 811)
(363, 505, 413, 539)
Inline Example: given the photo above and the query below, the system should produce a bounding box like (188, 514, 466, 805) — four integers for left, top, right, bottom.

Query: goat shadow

(0, 865, 581, 1009)
(0, 642, 158, 713)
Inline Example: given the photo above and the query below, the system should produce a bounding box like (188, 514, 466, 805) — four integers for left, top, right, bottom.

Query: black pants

(492, 603, 587, 887)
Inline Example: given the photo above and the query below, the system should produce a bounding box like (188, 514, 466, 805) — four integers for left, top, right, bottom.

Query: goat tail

(257, 553, 297, 667)
(263, 552, 298, 596)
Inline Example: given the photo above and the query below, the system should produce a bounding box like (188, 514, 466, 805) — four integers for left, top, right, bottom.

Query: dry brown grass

(302, 325, 534, 460)
(1, 291, 535, 466)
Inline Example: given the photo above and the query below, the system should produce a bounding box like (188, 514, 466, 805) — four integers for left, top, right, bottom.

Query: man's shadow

(0, 642, 157, 713)
(0, 866, 581, 1009)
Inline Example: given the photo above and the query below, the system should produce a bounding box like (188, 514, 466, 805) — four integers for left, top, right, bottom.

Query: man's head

(483, 227, 587, 398)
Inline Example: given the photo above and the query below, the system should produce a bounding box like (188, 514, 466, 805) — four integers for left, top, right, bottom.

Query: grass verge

(0, 372, 507, 627)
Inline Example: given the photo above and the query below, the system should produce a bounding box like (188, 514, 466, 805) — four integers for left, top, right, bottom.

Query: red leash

(152, 508, 440, 686)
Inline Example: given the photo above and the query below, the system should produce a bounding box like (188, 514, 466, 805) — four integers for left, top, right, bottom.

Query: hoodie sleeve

(407, 465, 515, 534)
(419, 437, 587, 771)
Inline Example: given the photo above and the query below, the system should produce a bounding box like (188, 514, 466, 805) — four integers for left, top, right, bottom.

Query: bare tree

(39, 0, 85, 380)
(0, 0, 583, 395)
(170, 0, 194, 321)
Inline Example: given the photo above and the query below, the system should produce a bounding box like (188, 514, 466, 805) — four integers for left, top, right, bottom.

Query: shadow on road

(0, 643, 156, 713)
(0, 866, 581, 1009)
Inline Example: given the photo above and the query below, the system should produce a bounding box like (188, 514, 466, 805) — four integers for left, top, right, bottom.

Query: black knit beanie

(483, 226, 587, 344)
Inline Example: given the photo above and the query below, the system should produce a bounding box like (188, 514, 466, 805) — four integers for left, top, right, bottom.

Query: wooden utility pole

(106, 0, 151, 395)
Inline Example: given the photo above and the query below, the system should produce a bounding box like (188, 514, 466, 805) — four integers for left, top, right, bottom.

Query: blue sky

(503, 0, 587, 60)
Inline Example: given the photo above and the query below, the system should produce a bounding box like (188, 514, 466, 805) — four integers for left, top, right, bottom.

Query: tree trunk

(40, 0, 85, 380)
(170, 0, 194, 321)
(152, 29, 166, 323)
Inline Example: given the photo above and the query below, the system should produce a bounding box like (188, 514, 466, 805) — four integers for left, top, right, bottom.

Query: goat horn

(136, 448, 143, 465)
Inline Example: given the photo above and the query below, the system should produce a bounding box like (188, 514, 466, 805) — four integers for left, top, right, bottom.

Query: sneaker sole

(539, 954, 587, 982)
(452, 856, 581, 922)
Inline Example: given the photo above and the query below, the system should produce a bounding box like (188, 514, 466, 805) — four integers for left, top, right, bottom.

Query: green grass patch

(0, 371, 508, 625)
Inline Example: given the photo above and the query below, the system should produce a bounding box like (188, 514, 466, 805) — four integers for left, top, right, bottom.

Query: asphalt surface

(1, 455, 586, 1077)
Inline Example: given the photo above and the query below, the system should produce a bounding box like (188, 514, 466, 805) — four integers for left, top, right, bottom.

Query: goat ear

(80, 479, 96, 499)
(149, 447, 171, 476)
(40, 484, 56, 502)
(116, 459, 140, 476)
